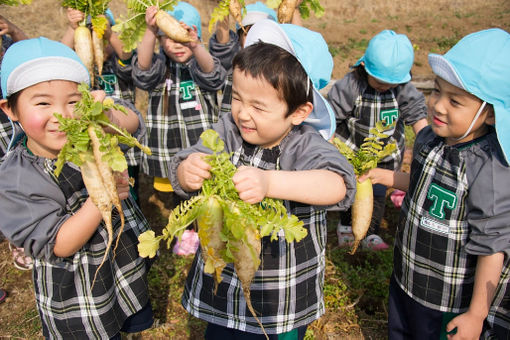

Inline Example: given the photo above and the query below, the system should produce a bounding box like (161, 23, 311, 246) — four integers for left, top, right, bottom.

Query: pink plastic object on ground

(390, 189, 406, 209)
(172, 230, 199, 256)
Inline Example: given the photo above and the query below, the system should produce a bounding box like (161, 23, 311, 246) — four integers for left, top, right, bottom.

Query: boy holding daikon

(328, 29, 428, 251)
(169, 20, 356, 339)
(132, 1, 226, 194)
(0, 37, 154, 339)
(360, 28, 510, 340)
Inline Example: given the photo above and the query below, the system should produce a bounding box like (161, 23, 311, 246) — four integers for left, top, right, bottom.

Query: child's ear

(290, 102, 313, 126)
(0, 99, 17, 122)
(484, 108, 495, 125)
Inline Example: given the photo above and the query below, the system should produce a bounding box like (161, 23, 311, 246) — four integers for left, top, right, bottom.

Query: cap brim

(428, 54, 465, 90)
(494, 102, 510, 165)
(306, 89, 336, 140)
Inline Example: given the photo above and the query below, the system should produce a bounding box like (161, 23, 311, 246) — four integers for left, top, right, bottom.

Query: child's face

(160, 36, 193, 63)
(231, 68, 309, 148)
(428, 77, 494, 145)
(366, 75, 398, 93)
(0, 80, 81, 159)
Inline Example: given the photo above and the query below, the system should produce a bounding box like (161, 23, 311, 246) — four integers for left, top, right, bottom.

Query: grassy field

(0, 0, 509, 339)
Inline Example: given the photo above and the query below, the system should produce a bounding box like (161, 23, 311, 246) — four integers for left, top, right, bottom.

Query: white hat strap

(456, 101, 487, 141)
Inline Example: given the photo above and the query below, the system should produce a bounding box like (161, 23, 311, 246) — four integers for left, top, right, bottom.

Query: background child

(169, 19, 356, 339)
(132, 1, 226, 200)
(60, 7, 143, 202)
(0, 37, 153, 339)
(328, 29, 428, 250)
(359, 28, 510, 339)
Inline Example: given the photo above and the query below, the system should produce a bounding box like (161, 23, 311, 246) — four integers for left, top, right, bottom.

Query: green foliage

(112, 0, 178, 52)
(208, 0, 247, 33)
(332, 121, 397, 175)
(0, 0, 31, 5)
(137, 129, 308, 267)
(266, 0, 324, 20)
(54, 83, 151, 177)
(61, 0, 109, 36)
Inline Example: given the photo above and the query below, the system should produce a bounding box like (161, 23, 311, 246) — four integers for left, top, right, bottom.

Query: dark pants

(205, 323, 308, 340)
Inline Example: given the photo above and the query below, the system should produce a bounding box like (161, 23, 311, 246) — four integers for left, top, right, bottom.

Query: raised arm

(136, 6, 159, 70)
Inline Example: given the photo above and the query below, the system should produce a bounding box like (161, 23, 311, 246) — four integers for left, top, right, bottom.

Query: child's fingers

(90, 90, 106, 102)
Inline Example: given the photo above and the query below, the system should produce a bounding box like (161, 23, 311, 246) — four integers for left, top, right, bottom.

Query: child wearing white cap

(0, 37, 154, 339)
(328, 29, 428, 251)
(133, 1, 226, 195)
(359, 28, 510, 339)
(168, 19, 356, 339)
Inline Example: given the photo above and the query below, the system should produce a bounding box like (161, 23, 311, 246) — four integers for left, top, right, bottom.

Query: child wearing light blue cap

(169, 19, 356, 339)
(328, 29, 428, 251)
(0, 37, 154, 339)
(133, 1, 226, 194)
(358, 28, 510, 340)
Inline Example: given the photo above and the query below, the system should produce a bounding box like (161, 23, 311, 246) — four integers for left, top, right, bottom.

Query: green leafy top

(112, 0, 177, 52)
(266, 0, 324, 20)
(54, 83, 151, 177)
(208, 0, 246, 33)
(61, 0, 111, 36)
(0, 0, 31, 6)
(332, 121, 397, 176)
(138, 129, 308, 261)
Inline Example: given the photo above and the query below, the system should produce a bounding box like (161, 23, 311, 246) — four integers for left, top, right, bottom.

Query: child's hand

(233, 166, 269, 204)
(181, 23, 199, 48)
(358, 168, 391, 185)
(446, 311, 484, 340)
(145, 6, 159, 33)
(66, 8, 85, 30)
(177, 153, 211, 192)
(114, 170, 130, 200)
(0, 15, 13, 36)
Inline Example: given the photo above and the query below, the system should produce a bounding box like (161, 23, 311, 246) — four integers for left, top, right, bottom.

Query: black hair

(232, 42, 313, 117)
(6, 91, 20, 116)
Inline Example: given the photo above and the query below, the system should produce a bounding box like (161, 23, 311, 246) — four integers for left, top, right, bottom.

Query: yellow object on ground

(153, 176, 173, 192)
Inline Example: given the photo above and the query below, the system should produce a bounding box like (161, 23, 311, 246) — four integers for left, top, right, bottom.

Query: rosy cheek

(21, 113, 47, 135)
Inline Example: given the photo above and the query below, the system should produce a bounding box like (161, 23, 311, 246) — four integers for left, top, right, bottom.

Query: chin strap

(456, 101, 487, 141)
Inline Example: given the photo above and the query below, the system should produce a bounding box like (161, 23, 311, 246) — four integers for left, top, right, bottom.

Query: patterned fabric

(0, 139, 152, 339)
(219, 71, 233, 118)
(328, 71, 427, 170)
(394, 127, 510, 316)
(182, 139, 327, 334)
(484, 258, 510, 339)
(0, 112, 13, 157)
(132, 52, 225, 177)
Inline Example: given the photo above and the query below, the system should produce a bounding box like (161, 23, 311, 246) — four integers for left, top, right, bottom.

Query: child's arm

(0, 15, 28, 42)
(184, 24, 215, 74)
(103, 20, 133, 61)
(53, 170, 131, 257)
(233, 167, 346, 205)
(90, 90, 139, 133)
(136, 6, 159, 71)
(446, 252, 504, 339)
(412, 117, 428, 135)
(215, 17, 231, 45)
(358, 168, 410, 192)
(61, 8, 84, 49)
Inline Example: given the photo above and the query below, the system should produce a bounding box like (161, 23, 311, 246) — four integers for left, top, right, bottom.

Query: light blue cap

(167, 1, 201, 38)
(428, 28, 510, 164)
(244, 19, 335, 140)
(1, 37, 90, 98)
(354, 29, 414, 84)
(236, 1, 277, 29)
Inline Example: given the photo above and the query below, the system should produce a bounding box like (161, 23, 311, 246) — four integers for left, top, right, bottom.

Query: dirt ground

(1, 0, 510, 339)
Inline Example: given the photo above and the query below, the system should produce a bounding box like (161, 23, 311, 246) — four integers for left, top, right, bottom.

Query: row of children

(0, 0, 509, 339)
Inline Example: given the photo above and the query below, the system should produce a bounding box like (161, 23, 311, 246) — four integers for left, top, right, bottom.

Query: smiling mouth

(432, 116, 446, 125)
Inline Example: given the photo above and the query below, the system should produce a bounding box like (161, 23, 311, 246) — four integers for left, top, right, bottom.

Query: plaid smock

(0, 111, 13, 157)
(132, 51, 226, 178)
(168, 113, 356, 334)
(0, 139, 152, 339)
(394, 127, 510, 318)
(328, 71, 427, 170)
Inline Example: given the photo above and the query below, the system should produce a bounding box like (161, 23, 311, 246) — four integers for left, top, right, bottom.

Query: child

(132, 1, 226, 195)
(0, 37, 153, 339)
(328, 29, 428, 251)
(61, 7, 142, 202)
(359, 28, 510, 339)
(169, 19, 356, 338)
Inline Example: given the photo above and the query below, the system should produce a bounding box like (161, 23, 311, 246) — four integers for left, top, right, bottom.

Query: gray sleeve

(112, 51, 135, 83)
(280, 126, 357, 210)
(465, 146, 510, 257)
(189, 56, 227, 91)
(131, 52, 167, 91)
(112, 98, 147, 153)
(0, 156, 69, 261)
(327, 73, 360, 121)
(395, 82, 428, 126)
(208, 30, 241, 71)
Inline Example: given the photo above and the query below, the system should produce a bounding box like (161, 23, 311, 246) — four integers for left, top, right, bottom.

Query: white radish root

(350, 179, 373, 254)
(155, 10, 194, 43)
(91, 30, 104, 76)
(277, 0, 299, 23)
(74, 26, 95, 87)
